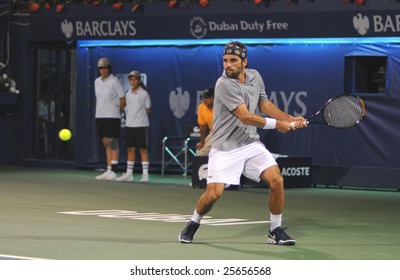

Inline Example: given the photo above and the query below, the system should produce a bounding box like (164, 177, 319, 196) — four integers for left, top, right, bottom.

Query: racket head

(314, 94, 365, 128)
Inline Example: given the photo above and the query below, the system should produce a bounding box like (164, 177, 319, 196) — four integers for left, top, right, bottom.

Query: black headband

(224, 43, 247, 59)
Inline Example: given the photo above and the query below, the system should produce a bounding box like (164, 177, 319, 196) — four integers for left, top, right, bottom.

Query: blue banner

(29, 2, 400, 41)
(75, 42, 400, 172)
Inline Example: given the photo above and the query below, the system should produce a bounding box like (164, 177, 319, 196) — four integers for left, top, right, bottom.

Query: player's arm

(116, 80, 126, 112)
(259, 100, 307, 129)
(234, 103, 290, 133)
(197, 124, 209, 150)
(119, 97, 126, 112)
(145, 94, 151, 116)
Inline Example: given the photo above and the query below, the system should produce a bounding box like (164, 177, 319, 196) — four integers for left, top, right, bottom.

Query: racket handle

(290, 120, 308, 127)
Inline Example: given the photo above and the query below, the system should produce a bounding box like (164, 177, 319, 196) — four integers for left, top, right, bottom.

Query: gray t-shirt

(212, 69, 269, 151)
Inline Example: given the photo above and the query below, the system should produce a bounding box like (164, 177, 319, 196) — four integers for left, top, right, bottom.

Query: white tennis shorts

(207, 142, 277, 185)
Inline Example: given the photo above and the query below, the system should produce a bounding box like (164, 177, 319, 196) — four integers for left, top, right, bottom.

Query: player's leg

(95, 119, 111, 180)
(261, 166, 284, 215)
(195, 182, 226, 215)
(242, 142, 295, 245)
(139, 148, 149, 182)
(116, 147, 135, 182)
(179, 182, 225, 243)
(103, 137, 112, 169)
(261, 165, 295, 246)
(99, 137, 113, 177)
(179, 148, 244, 243)
(108, 118, 121, 180)
(116, 127, 135, 182)
(136, 127, 150, 182)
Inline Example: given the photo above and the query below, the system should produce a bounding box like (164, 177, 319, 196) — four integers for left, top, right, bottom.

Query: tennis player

(179, 41, 306, 245)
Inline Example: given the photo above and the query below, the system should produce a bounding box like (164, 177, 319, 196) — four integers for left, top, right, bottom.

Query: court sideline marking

(58, 210, 269, 226)
(0, 254, 48, 260)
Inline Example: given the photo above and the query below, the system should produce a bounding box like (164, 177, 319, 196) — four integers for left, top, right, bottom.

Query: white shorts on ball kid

(207, 142, 277, 185)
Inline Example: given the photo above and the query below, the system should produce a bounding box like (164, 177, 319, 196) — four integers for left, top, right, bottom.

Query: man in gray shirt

(179, 41, 306, 245)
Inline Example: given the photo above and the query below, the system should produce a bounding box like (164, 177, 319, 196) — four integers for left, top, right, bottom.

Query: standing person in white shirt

(116, 70, 151, 183)
(94, 58, 126, 181)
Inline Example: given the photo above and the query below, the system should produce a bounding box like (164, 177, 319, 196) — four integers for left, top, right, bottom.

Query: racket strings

(323, 96, 365, 128)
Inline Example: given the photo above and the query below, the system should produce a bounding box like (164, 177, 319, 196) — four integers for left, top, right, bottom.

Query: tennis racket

(292, 94, 366, 128)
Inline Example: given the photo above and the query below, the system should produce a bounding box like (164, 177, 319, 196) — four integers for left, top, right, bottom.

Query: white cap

(98, 57, 111, 68)
(128, 70, 141, 79)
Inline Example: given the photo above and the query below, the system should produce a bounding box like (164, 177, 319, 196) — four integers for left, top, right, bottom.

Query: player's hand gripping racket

(292, 94, 366, 128)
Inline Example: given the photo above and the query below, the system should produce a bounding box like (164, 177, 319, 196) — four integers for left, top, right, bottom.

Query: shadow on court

(0, 166, 399, 260)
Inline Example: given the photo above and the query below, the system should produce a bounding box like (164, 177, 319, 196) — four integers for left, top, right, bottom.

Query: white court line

(0, 254, 48, 260)
(208, 221, 270, 226)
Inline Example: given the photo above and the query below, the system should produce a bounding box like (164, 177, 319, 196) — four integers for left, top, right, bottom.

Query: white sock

(191, 209, 203, 224)
(270, 213, 282, 231)
(142, 161, 149, 175)
(126, 161, 134, 176)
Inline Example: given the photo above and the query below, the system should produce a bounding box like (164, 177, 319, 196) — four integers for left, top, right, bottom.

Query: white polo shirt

(94, 74, 125, 118)
(125, 87, 151, 127)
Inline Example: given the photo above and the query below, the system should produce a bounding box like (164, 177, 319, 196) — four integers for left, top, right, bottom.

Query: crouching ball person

(179, 41, 307, 245)
(94, 58, 126, 180)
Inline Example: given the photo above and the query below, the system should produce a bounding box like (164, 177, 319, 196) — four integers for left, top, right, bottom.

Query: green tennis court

(0, 166, 399, 260)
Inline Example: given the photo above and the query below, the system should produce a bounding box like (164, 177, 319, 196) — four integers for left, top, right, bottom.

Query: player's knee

(109, 138, 119, 151)
(205, 184, 224, 201)
(263, 170, 283, 189)
(269, 175, 284, 190)
(206, 192, 221, 202)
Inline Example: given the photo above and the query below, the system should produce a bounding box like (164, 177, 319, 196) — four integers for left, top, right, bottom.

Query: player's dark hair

(224, 41, 247, 62)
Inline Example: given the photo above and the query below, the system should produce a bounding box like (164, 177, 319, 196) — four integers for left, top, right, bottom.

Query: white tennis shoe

(105, 171, 117, 181)
(95, 171, 109, 180)
(115, 173, 133, 182)
(140, 174, 149, 183)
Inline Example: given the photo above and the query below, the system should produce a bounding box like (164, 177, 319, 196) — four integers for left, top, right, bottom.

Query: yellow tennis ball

(59, 129, 72, 141)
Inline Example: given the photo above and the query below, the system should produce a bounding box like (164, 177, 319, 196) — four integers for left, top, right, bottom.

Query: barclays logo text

(353, 13, 400, 36)
(61, 19, 137, 39)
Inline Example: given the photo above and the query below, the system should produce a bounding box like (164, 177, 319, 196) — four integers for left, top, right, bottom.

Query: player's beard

(225, 67, 242, 79)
